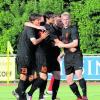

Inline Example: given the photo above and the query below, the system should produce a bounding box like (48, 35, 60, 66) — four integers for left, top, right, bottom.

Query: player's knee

(67, 79, 73, 85)
(76, 72, 83, 80)
(67, 75, 74, 85)
(20, 74, 27, 81)
(20, 67, 27, 81)
(39, 72, 47, 80)
(75, 69, 83, 80)
(76, 75, 83, 80)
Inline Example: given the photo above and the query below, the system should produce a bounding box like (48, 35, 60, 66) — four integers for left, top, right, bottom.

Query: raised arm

(30, 31, 48, 45)
(25, 22, 46, 30)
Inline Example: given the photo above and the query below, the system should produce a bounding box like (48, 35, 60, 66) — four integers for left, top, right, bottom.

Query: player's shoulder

(70, 25, 77, 29)
(44, 24, 50, 30)
(69, 25, 77, 29)
(24, 26, 34, 30)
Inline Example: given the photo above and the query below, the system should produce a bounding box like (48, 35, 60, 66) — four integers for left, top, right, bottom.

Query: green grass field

(0, 82, 100, 100)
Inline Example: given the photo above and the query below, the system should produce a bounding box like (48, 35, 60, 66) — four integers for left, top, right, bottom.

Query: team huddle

(12, 11, 88, 100)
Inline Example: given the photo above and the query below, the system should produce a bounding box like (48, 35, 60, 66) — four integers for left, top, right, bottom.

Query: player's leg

(35, 51, 48, 100)
(27, 66, 47, 100)
(39, 79, 47, 100)
(12, 66, 27, 100)
(74, 52, 88, 100)
(19, 77, 36, 100)
(23, 68, 36, 92)
(26, 72, 38, 100)
(75, 69, 88, 100)
(52, 71, 60, 100)
(38, 65, 48, 100)
(47, 75, 54, 95)
(65, 67, 82, 100)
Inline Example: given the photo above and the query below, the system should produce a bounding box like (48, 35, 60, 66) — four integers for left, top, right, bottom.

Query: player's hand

(39, 26, 46, 31)
(40, 31, 49, 39)
(57, 55, 62, 63)
(57, 51, 64, 63)
(55, 42, 65, 48)
(69, 48, 77, 52)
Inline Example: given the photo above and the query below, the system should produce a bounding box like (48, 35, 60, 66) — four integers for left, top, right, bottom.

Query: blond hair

(61, 12, 70, 17)
(61, 12, 71, 26)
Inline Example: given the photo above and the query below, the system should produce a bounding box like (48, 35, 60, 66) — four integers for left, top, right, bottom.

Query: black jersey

(16, 26, 40, 73)
(35, 24, 61, 69)
(36, 24, 58, 53)
(62, 25, 83, 73)
(44, 24, 60, 69)
(17, 26, 39, 58)
(53, 25, 62, 40)
(62, 25, 81, 53)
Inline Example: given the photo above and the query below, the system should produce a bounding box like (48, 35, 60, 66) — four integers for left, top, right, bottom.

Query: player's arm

(55, 26, 79, 48)
(57, 49, 65, 62)
(27, 27, 48, 45)
(30, 32, 48, 45)
(69, 47, 77, 52)
(49, 28, 77, 50)
(56, 39, 78, 48)
(54, 38, 61, 43)
(54, 39, 77, 52)
(25, 22, 46, 30)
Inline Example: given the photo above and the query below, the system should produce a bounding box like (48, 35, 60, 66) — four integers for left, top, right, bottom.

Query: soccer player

(24, 15, 48, 100)
(41, 11, 62, 100)
(25, 11, 62, 100)
(25, 11, 63, 100)
(12, 13, 48, 100)
(46, 15, 63, 95)
(56, 12, 88, 100)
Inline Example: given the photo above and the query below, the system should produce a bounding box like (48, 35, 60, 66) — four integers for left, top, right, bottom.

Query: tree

(69, 0, 100, 53)
(0, 0, 64, 53)
(0, 0, 99, 54)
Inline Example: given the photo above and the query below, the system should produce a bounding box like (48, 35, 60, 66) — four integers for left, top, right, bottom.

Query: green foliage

(69, 0, 100, 53)
(38, 0, 63, 13)
(0, 0, 64, 54)
(0, 0, 99, 54)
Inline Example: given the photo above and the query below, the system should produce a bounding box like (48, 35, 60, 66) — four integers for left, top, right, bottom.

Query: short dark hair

(44, 11, 54, 19)
(29, 13, 41, 21)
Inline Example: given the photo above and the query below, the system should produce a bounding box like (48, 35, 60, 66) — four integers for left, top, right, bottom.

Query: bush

(0, 0, 99, 54)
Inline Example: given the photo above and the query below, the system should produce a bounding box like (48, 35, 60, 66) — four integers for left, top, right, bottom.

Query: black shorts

(47, 65, 60, 72)
(64, 52, 83, 75)
(65, 66, 83, 75)
(35, 49, 48, 73)
(16, 56, 36, 75)
(46, 52, 60, 72)
(35, 47, 60, 73)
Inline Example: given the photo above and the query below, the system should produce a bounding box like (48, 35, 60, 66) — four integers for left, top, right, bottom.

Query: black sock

(15, 80, 25, 96)
(28, 77, 45, 96)
(79, 78, 87, 96)
(23, 79, 31, 91)
(39, 79, 47, 99)
(70, 82, 82, 99)
(52, 79, 60, 99)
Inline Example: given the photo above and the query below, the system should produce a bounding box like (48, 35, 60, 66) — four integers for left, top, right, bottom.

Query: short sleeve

(49, 26, 58, 40)
(71, 25, 79, 40)
(26, 27, 36, 39)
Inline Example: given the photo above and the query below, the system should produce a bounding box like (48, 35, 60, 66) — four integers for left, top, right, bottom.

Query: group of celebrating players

(12, 11, 88, 100)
